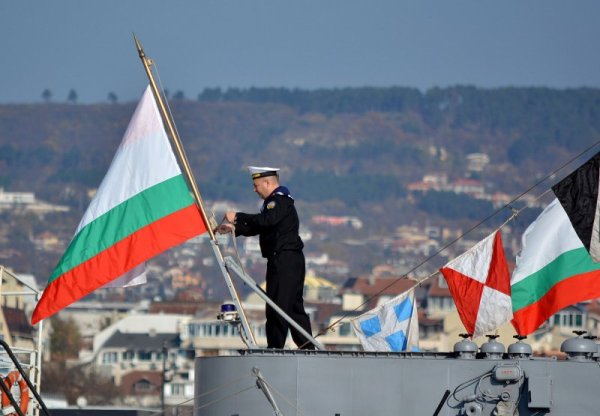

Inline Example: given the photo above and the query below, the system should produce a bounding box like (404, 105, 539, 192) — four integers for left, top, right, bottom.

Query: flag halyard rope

(317, 140, 600, 338)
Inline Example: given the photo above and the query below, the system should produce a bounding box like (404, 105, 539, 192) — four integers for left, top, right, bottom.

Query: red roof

(120, 371, 162, 396)
(428, 276, 452, 297)
(344, 276, 417, 296)
(586, 299, 600, 316)
(453, 178, 483, 186)
(305, 302, 344, 328)
(2, 306, 33, 337)
(418, 309, 443, 326)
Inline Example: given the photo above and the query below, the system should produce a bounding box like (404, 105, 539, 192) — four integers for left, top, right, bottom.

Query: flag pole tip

(132, 33, 144, 57)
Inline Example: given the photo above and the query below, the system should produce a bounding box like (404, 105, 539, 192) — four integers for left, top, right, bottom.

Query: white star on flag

(440, 230, 512, 339)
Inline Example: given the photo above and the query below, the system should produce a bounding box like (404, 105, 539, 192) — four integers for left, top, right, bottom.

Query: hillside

(1, 86, 599, 282)
(2, 86, 599, 207)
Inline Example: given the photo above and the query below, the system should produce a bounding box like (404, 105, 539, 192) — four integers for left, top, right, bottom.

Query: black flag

(552, 151, 600, 262)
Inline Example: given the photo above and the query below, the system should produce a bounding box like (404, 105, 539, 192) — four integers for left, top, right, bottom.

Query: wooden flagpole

(133, 34, 213, 237)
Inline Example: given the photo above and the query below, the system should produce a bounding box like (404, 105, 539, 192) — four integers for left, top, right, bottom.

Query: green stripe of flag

(511, 247, 600, 311)
(49, 175, 194, 283)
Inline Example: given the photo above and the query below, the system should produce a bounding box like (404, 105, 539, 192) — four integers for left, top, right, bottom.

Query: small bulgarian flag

(31, 86, 207, 324)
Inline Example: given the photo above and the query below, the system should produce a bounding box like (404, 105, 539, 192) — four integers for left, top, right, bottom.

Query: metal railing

(0, 266, 46, 416)
(0, 340, 50, 416)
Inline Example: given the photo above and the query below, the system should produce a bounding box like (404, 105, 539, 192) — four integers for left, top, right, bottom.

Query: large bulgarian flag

(31, 86, 207, 324)
(511, 198, 600, 335)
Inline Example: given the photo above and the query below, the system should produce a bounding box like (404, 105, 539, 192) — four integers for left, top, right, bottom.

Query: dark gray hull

(194, 349, 600, 415)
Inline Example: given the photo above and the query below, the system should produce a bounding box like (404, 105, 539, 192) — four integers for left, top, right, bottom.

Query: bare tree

(41, 89, 52, 103)
(173, 90, 185, 100)
(107, 92, 118, 104)
(42, 362, 123, 405)
(67, 89, 78, 104)
(49, 315, 81, 360)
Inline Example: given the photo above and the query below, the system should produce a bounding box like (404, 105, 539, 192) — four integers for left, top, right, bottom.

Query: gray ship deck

(194, 349, 600, 415)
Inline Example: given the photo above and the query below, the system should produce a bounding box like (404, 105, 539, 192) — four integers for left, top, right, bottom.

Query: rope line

(316, 140, 600, 336)
(214, 219, 247, 276)
(145, 375, 254, 416)
(212, 140, 600, 341)
(153, 62, 183, 145)
(259, 376, 307, 416)
(192, 375, 253, 401)
(195, 385, 257, 412)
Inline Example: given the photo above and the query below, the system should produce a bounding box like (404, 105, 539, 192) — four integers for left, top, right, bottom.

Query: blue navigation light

(221, 304, 236, 312)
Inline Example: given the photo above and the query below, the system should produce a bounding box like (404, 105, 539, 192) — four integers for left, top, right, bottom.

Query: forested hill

(1, 86, 599, 208)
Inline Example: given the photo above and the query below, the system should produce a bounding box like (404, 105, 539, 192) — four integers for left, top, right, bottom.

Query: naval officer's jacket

(234, 186, 304, 259)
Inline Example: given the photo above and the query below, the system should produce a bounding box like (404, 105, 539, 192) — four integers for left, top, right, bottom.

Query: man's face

(253, 178, 271, 199)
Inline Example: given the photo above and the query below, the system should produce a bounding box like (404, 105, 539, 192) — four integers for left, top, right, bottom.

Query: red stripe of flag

(512, 269, 600, 335)
(32, 205, 205, 324)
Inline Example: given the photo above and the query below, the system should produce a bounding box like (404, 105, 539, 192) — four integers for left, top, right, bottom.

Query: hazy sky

(1, 0, 600, 104)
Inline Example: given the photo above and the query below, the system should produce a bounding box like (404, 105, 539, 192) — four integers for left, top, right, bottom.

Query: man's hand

(215, 223, 234, 234)
(225, 211, 236, 223)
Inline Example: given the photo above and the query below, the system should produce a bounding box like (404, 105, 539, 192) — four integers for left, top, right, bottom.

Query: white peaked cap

(248, 166, 280, 179)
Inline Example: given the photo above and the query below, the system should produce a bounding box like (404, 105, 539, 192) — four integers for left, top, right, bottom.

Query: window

(102, 352, 117, 364)
(339, 322, 352, 336)
(187, 324, 199, 337)
(138, 350, 153, 361)
(122, 350, 134, 361)
(254, 325, 265, 338)
(557, 311, 584, 328)
(438, 276, 448, 289)
(135, 379, 154, 392)
(171, 383, 185, 396)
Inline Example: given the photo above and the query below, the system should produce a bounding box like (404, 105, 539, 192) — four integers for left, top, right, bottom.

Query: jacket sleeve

(234, 217, 259, 237)
(235, 196, 290, 236)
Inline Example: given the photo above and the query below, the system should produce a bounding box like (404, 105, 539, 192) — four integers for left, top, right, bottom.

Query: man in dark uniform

(217, 166, 314, 349)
